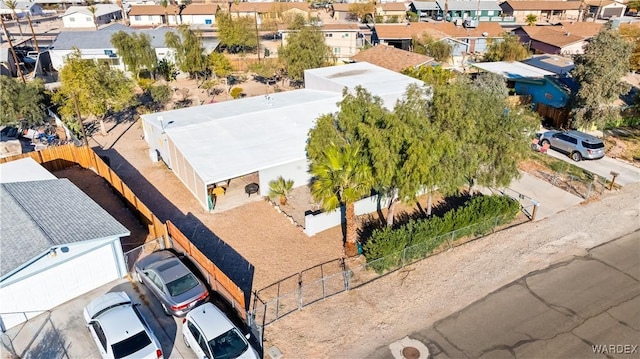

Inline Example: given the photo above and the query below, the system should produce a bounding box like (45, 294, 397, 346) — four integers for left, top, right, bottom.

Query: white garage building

(0, 158, 130, 331)
(141, 62, 425, 211)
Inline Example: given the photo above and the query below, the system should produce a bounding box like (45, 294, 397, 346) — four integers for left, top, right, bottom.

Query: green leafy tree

(428, 78, 539, 193)
(268, 176, 295, 205)
(620, 23, 640, 72)
(160, 0, 169, 24)
(208, 52, 233, 78)
(278, 26, 334, 82)
(111, 31, 158, 79)
(0, 77, 47, 126)
(248, 58, 282, 79)
(412, 34, 452, 63)
(525, 14, 537, 26)
(165, 25, 208, 81)
(472, 72, 509, 100)
(87, 4, 99, 30)
(483, 34, 530, 62)
(156, 58, 177, 81)
(570, 25, 633, 129)
(52, 49, 136, 140)
(402, 65, 455, 88)
(149, 84, 173, 110)
(287, 13, 306, 30)
(216, 12, 257, 53)
(309, 144, 373, 257)
(348, 1, 375, 22)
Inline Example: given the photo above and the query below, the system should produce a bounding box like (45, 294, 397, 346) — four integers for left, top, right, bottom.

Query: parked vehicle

(83, 291, 163, 359)
(539, 130, 605, 161)
(133, 250, 209, 317)
(183, 303, 259, 359)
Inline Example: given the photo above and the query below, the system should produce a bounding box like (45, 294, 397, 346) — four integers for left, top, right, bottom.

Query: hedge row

(363, 195, 521, 272)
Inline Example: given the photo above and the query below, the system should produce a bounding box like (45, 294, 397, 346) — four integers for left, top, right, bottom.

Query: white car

(83, 291, 164, 359)
(183, 303, 259, 359)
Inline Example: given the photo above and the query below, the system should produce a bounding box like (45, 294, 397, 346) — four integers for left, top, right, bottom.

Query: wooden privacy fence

(166, 221, 247, 321)
(0, 144, 166, 240)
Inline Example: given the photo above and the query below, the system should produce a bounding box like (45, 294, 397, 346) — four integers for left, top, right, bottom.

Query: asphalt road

(374, 231, 640, 359)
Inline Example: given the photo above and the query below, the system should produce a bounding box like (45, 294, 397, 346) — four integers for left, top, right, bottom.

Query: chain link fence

(123, 237, 165, 273)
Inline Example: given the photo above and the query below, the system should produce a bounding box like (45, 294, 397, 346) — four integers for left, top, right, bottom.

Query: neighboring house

(280, 24, 364, 61)
(472, 61, 574, 126)
(0, 1, 44, 19)
(49, 24, 179, 72)
(140, 62, 425, 211)
(373, 21, 505, 67)
(0, 158, 130, 331)
(408, 1, 511, 23)
(521, 54, 575, 75)
(513, 22, 603, 55)
(61, 4, 123, 29)
(376, 2, 407, 22)
(227, 2, 315, 27)
(584, 0, 626, 19)
(331, 3, 355, 22)
(500, 1, 583, 23)
(128, 4, 219, 27)
(350, 44, 435, 72)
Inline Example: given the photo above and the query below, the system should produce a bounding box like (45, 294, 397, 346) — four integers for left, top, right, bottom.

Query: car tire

(161, 303, 172, 316)
(183, 334, 190, 348)
(571, 152, 582, 162)
(540, 139, 550, 147)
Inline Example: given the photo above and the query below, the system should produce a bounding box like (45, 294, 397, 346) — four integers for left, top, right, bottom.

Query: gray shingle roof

(0, 179, 130, 277)
(51, 23, 177, 50)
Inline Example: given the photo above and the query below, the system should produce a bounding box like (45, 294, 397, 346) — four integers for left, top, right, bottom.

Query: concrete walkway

(384, 231, 640, 359)
(482, 171, 584, 221)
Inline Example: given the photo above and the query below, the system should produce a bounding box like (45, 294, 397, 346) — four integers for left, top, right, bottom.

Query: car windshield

(582, 141, 604, 149)
(208, 328, 249, 359)
(111, 331, 151, 359)
(166, 273, 199, 297)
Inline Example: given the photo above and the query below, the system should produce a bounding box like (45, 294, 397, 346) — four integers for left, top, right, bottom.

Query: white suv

(183, 303, 259, 359)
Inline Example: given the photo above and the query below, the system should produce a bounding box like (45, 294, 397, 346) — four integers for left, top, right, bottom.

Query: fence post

(297, 273, 303, 310)
(449, 231, 455, 249)
(530, 200, 540, 221)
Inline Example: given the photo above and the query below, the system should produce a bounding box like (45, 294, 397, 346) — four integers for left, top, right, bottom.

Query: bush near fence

(363, 195, 520, 273)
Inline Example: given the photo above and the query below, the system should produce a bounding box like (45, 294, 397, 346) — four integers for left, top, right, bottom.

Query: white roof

(62, 4, 122, 18)
(142, 62, 426, 185)
(0, 157, 56, 183)
(471, 61, 555, 79)
(304, 62, 425, 100)
(143, 89, 342, 184)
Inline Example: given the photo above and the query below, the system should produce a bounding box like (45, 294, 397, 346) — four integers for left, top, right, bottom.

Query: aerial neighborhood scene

(1, 0, 640, 357)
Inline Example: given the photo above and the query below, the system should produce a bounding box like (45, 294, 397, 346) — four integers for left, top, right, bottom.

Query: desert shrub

(230, 87, 244, 99)
(363, 195, 520, 272)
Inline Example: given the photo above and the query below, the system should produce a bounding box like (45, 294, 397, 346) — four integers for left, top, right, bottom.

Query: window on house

(148, 15, 153, 20)
(135, 15, 141, 21)
(487, 10, 494, 16)
(205, 19, 212, 24)
(334, 47, 340, 54)
(325, 33, 333, 37)
(69, 17, 75, 21)
(86, 17, 91, 21)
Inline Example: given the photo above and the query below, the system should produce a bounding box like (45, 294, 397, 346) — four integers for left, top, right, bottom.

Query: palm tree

(3, 0, 24, 38)
(268, 176, 294, 205)
(310, 144, 373, 257)
(525, 14, 537, 26)
(88, 5, 99, 30)
(160, 0, 169, 25)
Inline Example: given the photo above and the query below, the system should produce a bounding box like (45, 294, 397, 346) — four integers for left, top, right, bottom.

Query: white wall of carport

(258, 159, 311, 196)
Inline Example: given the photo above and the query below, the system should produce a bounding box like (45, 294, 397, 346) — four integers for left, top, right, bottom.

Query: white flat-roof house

(61, 4, 123, 29)
(140, 62, 426, 211)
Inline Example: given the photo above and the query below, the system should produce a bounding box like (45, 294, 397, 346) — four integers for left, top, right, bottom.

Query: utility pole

(26, 15, 39, 52)
(0, 16, 25, 84)
(72, 93, 90, 147)
(254, 11, 260, 62)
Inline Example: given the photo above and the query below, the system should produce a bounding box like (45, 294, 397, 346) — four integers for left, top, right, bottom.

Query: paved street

(376, 231, 640, 359)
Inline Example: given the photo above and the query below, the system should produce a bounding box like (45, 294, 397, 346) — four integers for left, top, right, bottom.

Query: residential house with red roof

(499, 1, 584, 23)
(513, 22, 603, 55)
(350, 44, 435, 72)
